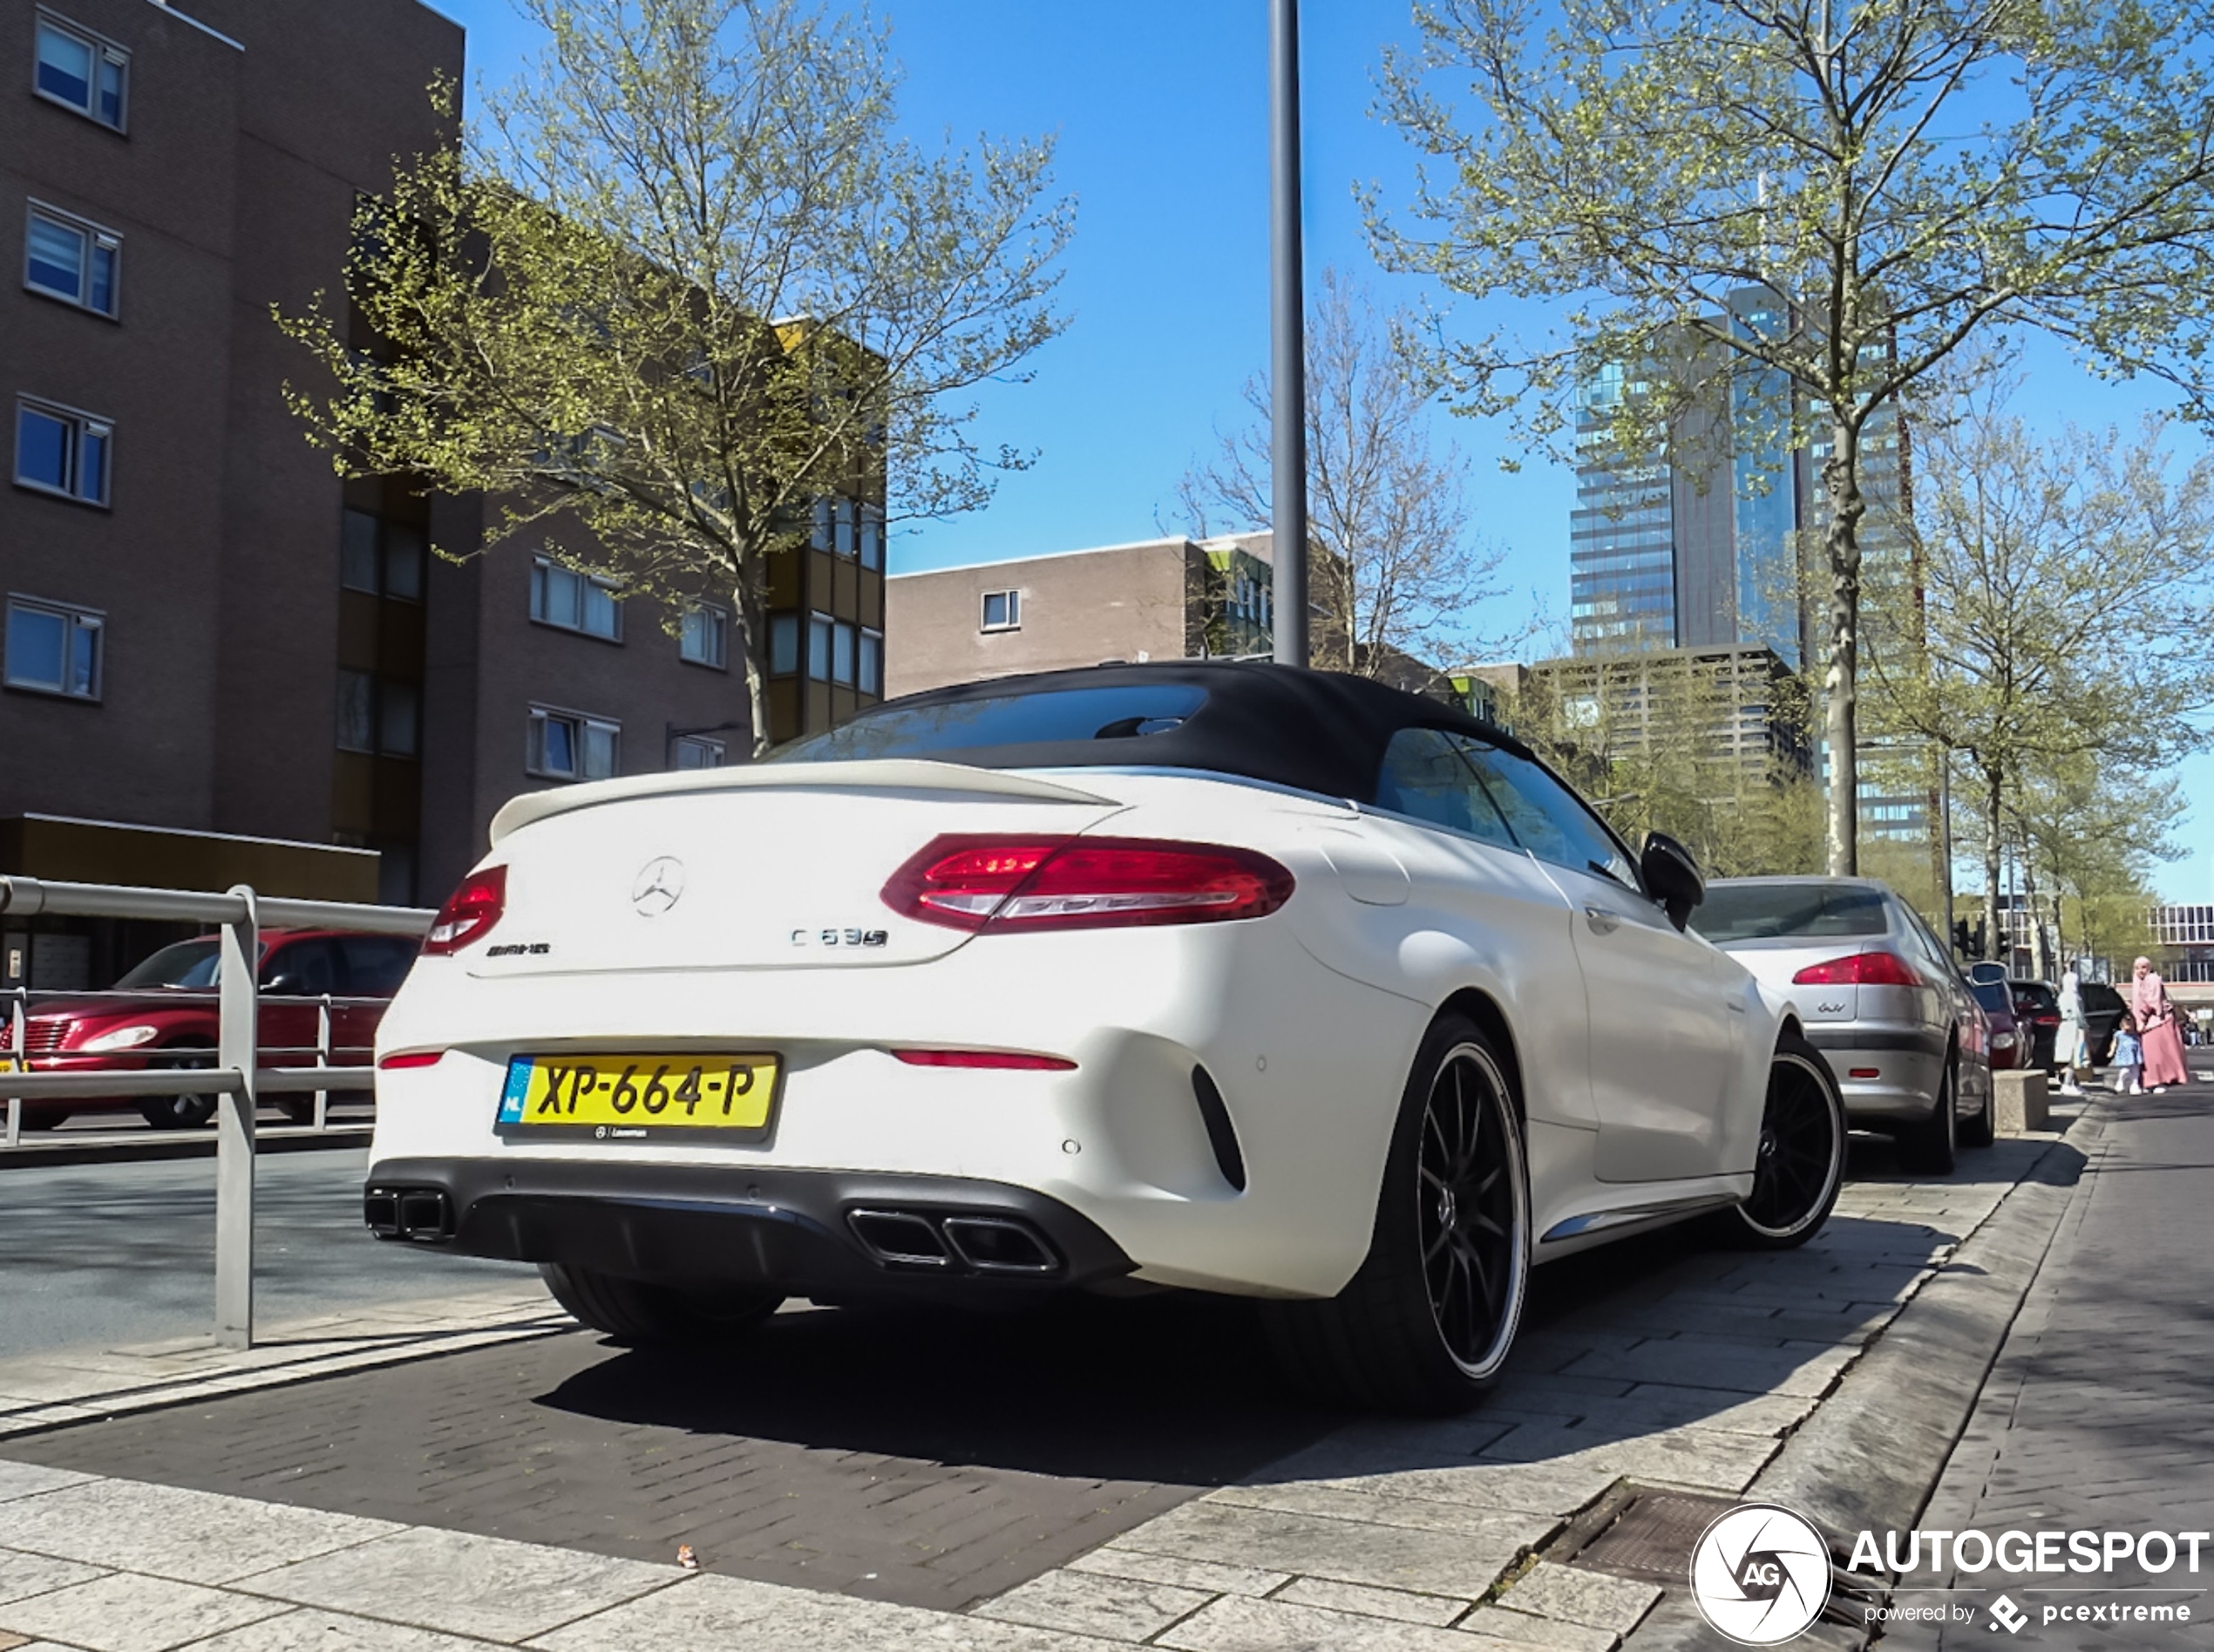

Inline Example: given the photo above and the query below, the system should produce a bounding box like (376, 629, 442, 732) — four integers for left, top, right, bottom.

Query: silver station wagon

(1693, 877, 1994, 1173)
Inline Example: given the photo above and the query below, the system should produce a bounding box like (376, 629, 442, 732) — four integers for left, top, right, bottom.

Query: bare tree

(1179, 269, 1508, 676)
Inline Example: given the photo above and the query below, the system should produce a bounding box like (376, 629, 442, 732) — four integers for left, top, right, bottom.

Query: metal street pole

(1269, 0, 1309, 668)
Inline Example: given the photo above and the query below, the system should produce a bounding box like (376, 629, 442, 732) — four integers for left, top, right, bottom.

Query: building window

(672, 735, 724, 770)
(807, 611, 833, 681)
(679, 603, 728, 669)
(14, 398, 108, 505)
(24, 205, 119, 316)
(529, 557, 621, 640)
(859, 503, 884, 571)
(832, 618, 856, 685)
(3, 595, 101, 700)
(335, 671, 418, 756)
(529, 706, 619, 781)
(859, 626, 882, 695)
(769, 612, 799, 676)
(339, 509, 424, 601)
(981, 589, 1021, 632)
(35, 16, 126, 130)
(336, 671, 375, 752)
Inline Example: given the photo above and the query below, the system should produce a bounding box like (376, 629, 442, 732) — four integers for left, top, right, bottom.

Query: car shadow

(536, 1136, 1995, 1485)
(537, 1288, 1343, 1487)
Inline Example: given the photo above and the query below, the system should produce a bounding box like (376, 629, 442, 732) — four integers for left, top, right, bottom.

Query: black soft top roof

(773, 661, 1533, 802)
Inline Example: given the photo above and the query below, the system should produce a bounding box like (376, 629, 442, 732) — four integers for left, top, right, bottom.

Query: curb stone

(1616, 1125, 2095, 1652)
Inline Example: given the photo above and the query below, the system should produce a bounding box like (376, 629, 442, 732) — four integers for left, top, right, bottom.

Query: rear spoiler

(488, 758, 1118, 846)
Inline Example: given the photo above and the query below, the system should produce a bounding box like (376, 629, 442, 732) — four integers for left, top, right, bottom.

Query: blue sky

(424, 0, 2211, 904)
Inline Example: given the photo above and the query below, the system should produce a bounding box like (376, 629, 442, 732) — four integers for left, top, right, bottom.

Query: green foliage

(1862, 373, 2214, 956)
(277, 0, 1071, 752)
(1373, 0, 2214, 873)
(1507, 651, 1824, 877)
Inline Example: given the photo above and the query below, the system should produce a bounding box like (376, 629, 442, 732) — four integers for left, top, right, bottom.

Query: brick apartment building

(884, 533, 1278, 699)
(3, 0, 883, 990)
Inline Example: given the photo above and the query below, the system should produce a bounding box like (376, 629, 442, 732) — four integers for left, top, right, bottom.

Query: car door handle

(1583, 905, 1621, 935)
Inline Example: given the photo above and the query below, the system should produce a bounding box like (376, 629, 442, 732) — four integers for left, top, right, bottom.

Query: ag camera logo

(1690, 1502, 1833, 1645)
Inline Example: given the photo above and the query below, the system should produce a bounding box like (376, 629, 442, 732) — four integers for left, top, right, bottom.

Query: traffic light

(1953, 918, 1984, 960)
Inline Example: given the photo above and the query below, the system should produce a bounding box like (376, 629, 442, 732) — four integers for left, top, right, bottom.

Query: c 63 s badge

(791, 927, 888, 948)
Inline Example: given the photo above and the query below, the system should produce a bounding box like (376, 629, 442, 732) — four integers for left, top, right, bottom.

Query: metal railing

(0, 876, 435, 1349)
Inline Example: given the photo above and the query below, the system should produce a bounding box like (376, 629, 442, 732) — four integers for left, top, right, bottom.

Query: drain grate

(1552, 1486, 1740, 1585)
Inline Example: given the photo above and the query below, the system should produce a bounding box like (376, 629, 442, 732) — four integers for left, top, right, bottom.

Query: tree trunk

(1820, 421, 1867, 877)
(735, 572, 771, 760)
(1982, 768, 2004, 965)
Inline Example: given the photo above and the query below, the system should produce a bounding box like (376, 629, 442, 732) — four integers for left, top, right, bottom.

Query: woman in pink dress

(2131, 956, 2191, 1091)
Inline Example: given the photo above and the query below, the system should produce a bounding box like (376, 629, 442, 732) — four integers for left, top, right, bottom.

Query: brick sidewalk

(1883, 1084, 2214, 1650)
(0, 1126, 2082, 1651)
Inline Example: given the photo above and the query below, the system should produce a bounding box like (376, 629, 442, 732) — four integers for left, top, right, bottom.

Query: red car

(1969, 981, 2027, 1071)
(1, 929, 419, 1129)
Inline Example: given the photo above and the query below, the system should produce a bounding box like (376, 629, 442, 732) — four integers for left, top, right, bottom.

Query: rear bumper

(364, 1156, 1134, 1305)
(1803, 1023, 1952, 1125)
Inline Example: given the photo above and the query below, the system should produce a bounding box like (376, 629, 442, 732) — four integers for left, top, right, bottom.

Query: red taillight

(889, 1049, 1077, 1071)
(1791, 950, 1925, 988)
(422, 865, 506, 956)
(882, 835, 1295, 933)
(377, 1050, 445, 1070)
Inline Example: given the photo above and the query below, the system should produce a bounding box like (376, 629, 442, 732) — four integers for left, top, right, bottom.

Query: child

(2109, 1010, 2144, 1096)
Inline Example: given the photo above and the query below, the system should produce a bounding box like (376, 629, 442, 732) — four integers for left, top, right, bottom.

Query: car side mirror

(1640, 831, 1705, 932)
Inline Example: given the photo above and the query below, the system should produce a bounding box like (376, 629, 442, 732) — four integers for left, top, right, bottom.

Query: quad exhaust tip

(364, 1185, 454, 1243)
(847, 1208, 1060, 1275)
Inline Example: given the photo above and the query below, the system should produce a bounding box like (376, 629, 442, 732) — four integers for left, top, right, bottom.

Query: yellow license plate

(497, 1054, 780, 1143)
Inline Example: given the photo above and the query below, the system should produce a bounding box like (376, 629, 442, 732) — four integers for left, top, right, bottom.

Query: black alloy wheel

(1263, 1015, 1530, 1412)
(1722, 1033, 1845, 1249)
(1417, 1044, 1526, 1375)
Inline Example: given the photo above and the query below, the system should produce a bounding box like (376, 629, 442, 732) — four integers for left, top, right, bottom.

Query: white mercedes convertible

(365, 663, 1844, 1411)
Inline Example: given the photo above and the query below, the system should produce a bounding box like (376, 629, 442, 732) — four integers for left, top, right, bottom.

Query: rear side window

(1373, 728, 1518, 849)
(1692, 884, 1890, 943)
(2013, 983, 2058, 1014)
(772, 684, 1206, 762)
(1456, 740, 1639, 887)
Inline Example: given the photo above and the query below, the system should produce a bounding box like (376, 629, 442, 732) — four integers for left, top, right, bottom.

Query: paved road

(0, 1149, 531, 1357)
(1889, 1068, 2214, 1649)
(7, 1132, 2023, 1620)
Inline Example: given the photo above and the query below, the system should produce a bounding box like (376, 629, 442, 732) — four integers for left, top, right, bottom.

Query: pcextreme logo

(1689, 1503, 1833, 1645)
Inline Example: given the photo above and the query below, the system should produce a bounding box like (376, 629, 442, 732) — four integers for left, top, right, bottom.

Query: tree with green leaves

(1862, 380, 2214, 962)
(2005, 751, 2175, 975)
(1373, 0, 2214, 874)
(1178, 269, 1509, 677)
(279, 0, 1070, 754)
(1506, 650, 1825, 877)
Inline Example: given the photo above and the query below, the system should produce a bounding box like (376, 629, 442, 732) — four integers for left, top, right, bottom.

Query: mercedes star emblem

(630, 855, 687, 916)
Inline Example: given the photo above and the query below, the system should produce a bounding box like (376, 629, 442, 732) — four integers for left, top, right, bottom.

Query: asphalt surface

(0, 1148, 532, 1358)
(1889, 1065, 2214, 1649)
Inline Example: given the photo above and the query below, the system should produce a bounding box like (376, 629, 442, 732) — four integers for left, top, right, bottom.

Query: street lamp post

(1269, 0, 1309, 670)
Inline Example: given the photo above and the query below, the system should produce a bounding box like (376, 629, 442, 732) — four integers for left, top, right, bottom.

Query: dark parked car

(0, 930, 418, 1129)
(2008, 980, 2061, 1071)
(2079, 981, 2127, 1064)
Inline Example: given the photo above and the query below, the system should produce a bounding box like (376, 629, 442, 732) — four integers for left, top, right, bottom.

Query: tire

(1263, 1014, 1531, 1414)
(1897, 1058, 1959, 1175)
(278, 1098, 318, 1126)
(139, 1045, 219, 1130)
(1713, 1031, 1846, 1250)
(539, 1262, 782, 1349)
(1958, 1061, 1995, 1148)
